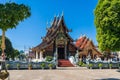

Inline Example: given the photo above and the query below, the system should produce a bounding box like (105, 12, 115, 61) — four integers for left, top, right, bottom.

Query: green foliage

(17, 63, 20, 70)
(40, 63, 46, 69)
(77, 61, 83, 66)
(103, 51, 111, 58)
(77, 61, 86, 67)
(0, 2, 30, 60)
(0, 36, 13, 58)
(17, 53, 26, 61)
(28, 64, 32, 67)
(45, 56, 53, 62)
(88, 64, 93, 67)
(13, 49, 20, 59)
(82, 63, 86, 67)
(48, 63, 53, 68)
(98, 63, 103, 67)
(94, 0, 120, 52)
(0, 2, 31, 31)
(0, 36, 20, 60)
(109, 63, 112, 67)
(6, 64, 10, 69)
(17, 63, 20, 67)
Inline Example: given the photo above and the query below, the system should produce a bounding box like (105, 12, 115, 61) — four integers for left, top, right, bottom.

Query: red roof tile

(80, 38, 88, 49)
(75, 36, 86, 47)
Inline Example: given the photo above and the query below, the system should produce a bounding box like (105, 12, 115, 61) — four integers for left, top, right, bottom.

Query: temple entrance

(58, 47, 65, 59)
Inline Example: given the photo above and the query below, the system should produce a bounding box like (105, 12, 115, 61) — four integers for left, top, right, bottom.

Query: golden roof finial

(46, 21, 49, 30)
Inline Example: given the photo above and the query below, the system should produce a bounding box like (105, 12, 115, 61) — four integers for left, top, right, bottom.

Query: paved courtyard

(7, 67, 120, 80)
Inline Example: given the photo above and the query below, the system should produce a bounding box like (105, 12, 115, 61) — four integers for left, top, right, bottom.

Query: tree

(0, 2, 31, 59)
(12, 49, 20, 60)
(94, 0, 120, 52)
(0, 36, 20, 60)
(0, 36, 14, 59)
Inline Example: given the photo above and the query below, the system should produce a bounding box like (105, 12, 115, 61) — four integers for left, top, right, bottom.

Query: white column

(56, 46, 58, 59)
(118, 52, 120, 61)
(40, 51, 43, 61)
(118, 52, 120, 58)
(38, 52, 40, 59)
(36, 51, 38, 59)
(55, 46, 58, 67)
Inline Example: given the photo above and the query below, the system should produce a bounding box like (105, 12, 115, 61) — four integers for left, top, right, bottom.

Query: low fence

(5, 61, 56, 70)
(87, 61, 120, 69)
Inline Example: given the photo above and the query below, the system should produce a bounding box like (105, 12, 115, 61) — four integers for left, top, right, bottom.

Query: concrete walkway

(7, 68, 120, 80)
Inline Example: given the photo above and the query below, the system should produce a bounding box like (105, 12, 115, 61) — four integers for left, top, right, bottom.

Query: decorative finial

(46, 21, 49, 30)
(50, 21, 53, 26)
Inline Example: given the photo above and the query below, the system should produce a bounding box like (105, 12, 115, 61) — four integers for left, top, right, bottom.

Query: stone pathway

(7, 68, 120, 80)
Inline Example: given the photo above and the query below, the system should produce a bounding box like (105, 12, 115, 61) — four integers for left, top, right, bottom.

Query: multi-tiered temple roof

(76, 36, 102, 58)
(33, 14, 77, 52)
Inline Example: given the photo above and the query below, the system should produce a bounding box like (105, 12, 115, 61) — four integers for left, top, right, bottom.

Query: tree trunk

(1, 30, 6, 60)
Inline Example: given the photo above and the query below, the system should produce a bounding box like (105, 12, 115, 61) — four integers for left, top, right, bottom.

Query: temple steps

(57, 67, 87, 70)
(58, 59, 74, 67)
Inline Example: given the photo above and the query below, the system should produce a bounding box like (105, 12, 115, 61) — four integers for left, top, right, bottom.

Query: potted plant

(98, 63, 103, 69)
(109, 63, 112, 69)
(78, 61, 83, 67)
(48, 63, 53, 69)
(17, 63, 20, 70)
(40, 63, 46, 70)
(88, 64, 93, 69)
(28, 64, 32, 70)
(82, 63, 86, 67)
(6, 64, 10, 70)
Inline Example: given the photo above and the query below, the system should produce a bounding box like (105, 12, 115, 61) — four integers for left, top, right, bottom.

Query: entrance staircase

(58, 59, 74, 67)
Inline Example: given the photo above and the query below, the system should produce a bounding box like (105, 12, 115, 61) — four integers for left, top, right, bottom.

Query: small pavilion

(75, 36, 102, 59)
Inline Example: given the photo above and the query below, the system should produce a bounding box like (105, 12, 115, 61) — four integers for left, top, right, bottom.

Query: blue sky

(0, 0, 98, 50)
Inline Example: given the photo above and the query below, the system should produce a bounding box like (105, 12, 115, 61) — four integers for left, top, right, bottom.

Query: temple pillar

(65, 42, 67, 59)
(67, 41, 69, 58)
(53, 40, 56, 54)
(54, 45, 58, 67)
(40, 51, 43, 60)
(55, 40, 58, 59)
(93, 54, 94, 59)
(38, 52, 40, 59)
(55, 46, 58, 59)
(36, 51, 38, 59)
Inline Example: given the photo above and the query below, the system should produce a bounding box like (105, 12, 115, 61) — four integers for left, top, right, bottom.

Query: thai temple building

(32, 14, 77, 66)
(32, 14, 102, 66)
(75, 36, 102, 59)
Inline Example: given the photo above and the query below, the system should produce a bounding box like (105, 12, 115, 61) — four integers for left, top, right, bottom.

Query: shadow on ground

(95, 78, 120, 80)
